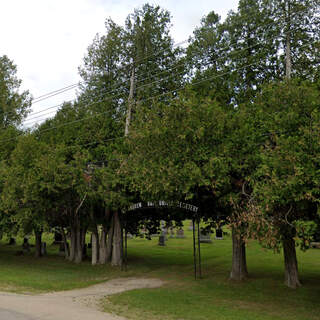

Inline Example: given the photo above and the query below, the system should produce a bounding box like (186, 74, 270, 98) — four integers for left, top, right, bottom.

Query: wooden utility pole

(285, 1, 292, 80)
(125, 67, 135, 136)
(108, 65, 136, 267)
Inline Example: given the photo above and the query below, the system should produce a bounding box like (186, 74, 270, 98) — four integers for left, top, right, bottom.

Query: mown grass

(0, 226, 319, 320)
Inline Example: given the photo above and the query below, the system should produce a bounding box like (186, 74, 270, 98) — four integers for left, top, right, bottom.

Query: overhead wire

(2, 38, 313, 145)
(30, 38, 189, 106)
(32, 83, 79, 103)
(26, 7, 306, 117)
(24, 27, 298, 124)
(24, 24, 303, 127)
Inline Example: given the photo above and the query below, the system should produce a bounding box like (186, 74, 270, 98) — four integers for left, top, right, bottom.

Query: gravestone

(200, 232, 212, 243)
(176, 228, 185, 238)
(215, 228, 223, 240)
(311, 242, 320, 249)
(41, 242, 47, 256)
(22, 238, 30, 252)
(169, 227, 175, 238)
(158, 235, 166, 246)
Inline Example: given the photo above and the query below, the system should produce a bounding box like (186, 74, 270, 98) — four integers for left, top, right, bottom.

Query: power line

(32, 83, 79, 103)
(0, 61, 294, 142)
(27, 7, 306, 110)
(22, 36, 313, 132)
(25, 24, 299, 124)
(30, 38, 188, 106)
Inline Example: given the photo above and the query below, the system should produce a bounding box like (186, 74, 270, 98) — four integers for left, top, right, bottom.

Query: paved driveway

(0, 278, 163, 320)
(0, 309, 36, 320)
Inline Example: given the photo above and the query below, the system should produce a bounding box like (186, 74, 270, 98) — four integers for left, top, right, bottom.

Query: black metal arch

(124, 200, 202, 279)
(128, 200, 199, 213)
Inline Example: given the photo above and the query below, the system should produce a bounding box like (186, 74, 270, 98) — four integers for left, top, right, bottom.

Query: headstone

(22, 238, 30, 252)
(215, 228, 223, 240)
(311, 242, 320, 249)
(176, 228, 185, 238)
(188, 221, 194, 231)
(8, 237, 16, 245)
(41, 242, 47, 256)
(158, 235, 166, 246)
(200, 232, 212, 243)
(169, 227, 175, 238)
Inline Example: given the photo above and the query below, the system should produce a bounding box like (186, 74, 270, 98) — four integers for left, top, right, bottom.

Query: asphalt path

(0, 308, 35, 320)
(0, 278, 163, 320)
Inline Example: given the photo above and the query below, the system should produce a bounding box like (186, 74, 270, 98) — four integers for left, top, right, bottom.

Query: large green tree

(0, 55, 31, 128)
(1, 135, 49, 257)
(124, 88, 260, 280)
(235, 81, 320, 288)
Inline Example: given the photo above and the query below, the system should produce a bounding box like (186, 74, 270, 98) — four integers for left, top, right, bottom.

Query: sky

(0, 0, 239, 125)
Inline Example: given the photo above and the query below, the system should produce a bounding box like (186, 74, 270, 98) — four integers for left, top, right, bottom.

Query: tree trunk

(74, 224, 83, 264)
(283, 237, 301, 289)
(106, 218, 114, 262)
(60, 227, 70, 259)
(99, 226, 108, 264)
(111, 210, 123, 267)
(34, 230, 42, 258)
(69, 226, 76, 262)
(91, 228, 99, 265)
(230, 228, 248, 281)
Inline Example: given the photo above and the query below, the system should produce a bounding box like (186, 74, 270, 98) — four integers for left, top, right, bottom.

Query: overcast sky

(0, 0, 239, 125)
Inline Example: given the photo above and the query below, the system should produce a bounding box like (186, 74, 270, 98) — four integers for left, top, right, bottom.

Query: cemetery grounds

(0, 222, 319, 320)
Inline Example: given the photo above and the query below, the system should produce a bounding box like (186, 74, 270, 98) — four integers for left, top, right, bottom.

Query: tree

(184, 0, 320, 282)
(125, 89, 254, 278)
(0, 55, 31, 128)
(34, 145, 90, 263)
(75, 3, 185, 267)
(237, 81, 320, 288)
(1, 135, 50, 257)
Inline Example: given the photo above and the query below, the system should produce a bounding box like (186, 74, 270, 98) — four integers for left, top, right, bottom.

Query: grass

(0, 225, 320, 320)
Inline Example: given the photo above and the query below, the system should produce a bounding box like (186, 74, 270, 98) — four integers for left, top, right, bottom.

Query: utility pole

(285, 0, 292, 80)
(110, 64, 136, 267)
(125, 66, 135, 136)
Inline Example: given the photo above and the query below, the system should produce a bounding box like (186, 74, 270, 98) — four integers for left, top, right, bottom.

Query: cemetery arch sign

(126, 200, 202, 279)
(128, 200, 199, 214)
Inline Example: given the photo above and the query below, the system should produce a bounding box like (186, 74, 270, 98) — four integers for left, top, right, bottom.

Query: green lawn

(0, 226, 319, 320)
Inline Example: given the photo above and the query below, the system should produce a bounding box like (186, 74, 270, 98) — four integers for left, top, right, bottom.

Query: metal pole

(197, 217, 202, 279)
(125, 228, 128, 271)
(192, 218, 197, 280)
(121, 228, 124, 272)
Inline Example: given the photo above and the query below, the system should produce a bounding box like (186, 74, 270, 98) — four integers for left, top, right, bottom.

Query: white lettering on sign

(128, 200, 198, 212)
